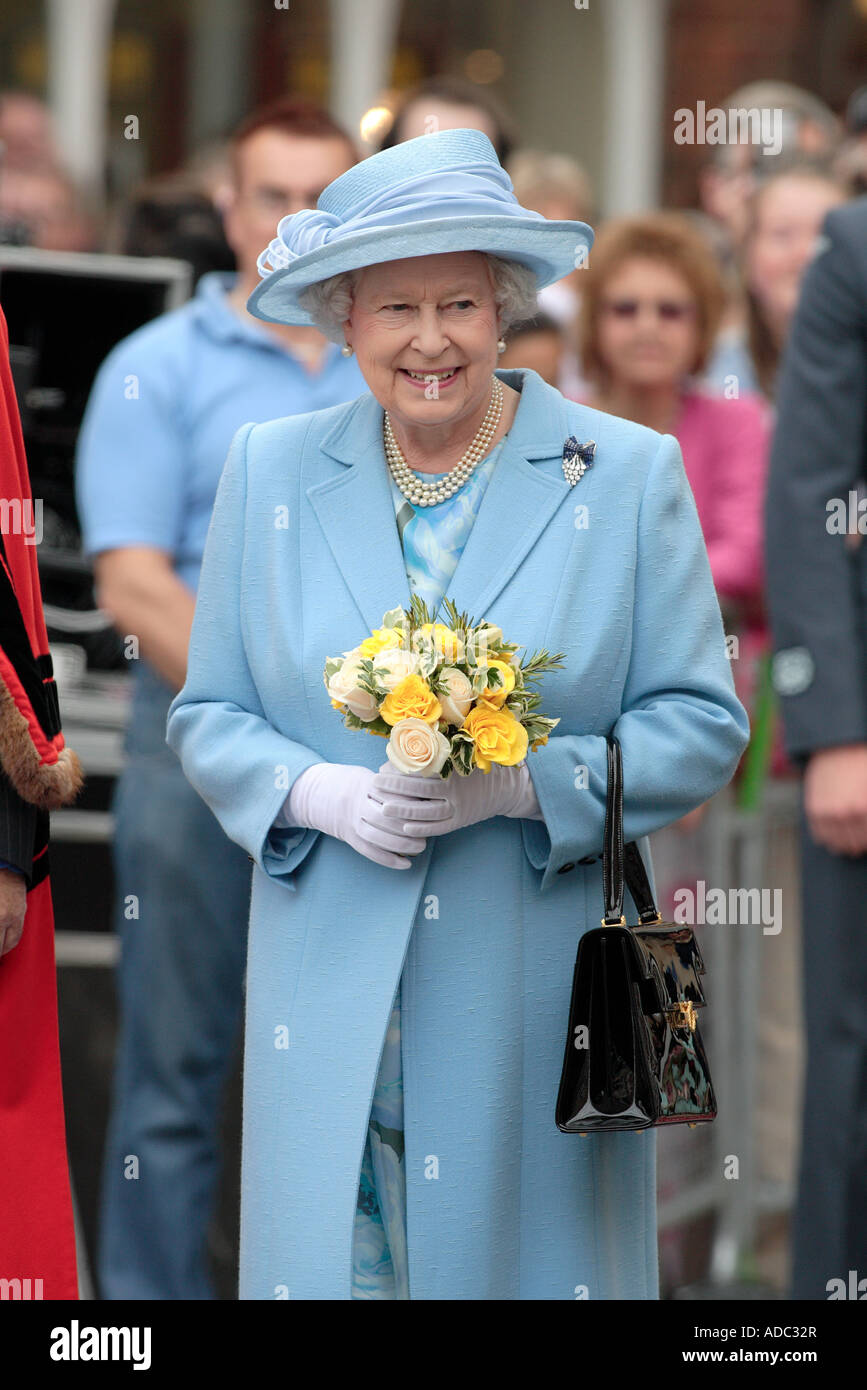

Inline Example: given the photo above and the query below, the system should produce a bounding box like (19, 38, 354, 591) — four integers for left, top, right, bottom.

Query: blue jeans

(97, 662, 252, 1299)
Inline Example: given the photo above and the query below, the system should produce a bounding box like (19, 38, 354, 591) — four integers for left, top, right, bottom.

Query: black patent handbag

(555, 733, 717, 1133)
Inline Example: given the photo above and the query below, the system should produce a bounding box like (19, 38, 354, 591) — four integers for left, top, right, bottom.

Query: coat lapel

(306, 367, 582, 633)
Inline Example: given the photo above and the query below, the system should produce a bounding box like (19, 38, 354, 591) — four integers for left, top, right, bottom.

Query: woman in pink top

(569, 212, 783, 786)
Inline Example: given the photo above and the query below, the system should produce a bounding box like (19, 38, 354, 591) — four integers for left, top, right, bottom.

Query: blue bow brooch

(562, 436, 596, 487)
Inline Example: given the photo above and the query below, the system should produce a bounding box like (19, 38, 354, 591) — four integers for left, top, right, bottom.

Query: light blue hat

(246, 127, 594, 326)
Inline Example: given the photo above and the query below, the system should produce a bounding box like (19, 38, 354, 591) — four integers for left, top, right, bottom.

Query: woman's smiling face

(342, 251, 503, 436)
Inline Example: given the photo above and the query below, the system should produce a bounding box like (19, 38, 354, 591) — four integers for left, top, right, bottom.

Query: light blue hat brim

(246, 214, 593, 327)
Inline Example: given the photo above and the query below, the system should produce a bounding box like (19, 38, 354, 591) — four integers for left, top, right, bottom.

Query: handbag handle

(602, 733, 663, 926)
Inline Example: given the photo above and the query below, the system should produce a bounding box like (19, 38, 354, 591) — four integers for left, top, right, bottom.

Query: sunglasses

(602, 299, 696, 322)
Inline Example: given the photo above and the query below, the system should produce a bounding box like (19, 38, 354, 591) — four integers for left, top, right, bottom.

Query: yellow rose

(380, 673, 443, 727)
(462, 699, 529, 771)
(479, 658, 516, 708)
(359, 626, 406, 659)
(414, 622, 465, 665)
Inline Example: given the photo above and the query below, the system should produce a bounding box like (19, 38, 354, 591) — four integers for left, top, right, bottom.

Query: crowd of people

(1, 71, 866, 1300)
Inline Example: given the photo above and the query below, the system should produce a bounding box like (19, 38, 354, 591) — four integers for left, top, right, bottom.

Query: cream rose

(436, 665, 474, 726)
(386, 717, 451, 776)
(373, 646, 421, 693)
(325, 656, 379, 722)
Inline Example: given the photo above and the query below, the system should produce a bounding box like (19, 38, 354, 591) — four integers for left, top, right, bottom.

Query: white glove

(372, 759, 544, 838)
(280, 761, 453, 870)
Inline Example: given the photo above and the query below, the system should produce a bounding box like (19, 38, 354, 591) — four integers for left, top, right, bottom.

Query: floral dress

(349, 435, 507, 1299)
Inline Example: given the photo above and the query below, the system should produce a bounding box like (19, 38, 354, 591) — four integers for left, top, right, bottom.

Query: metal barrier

(653, 775, 802, 1287)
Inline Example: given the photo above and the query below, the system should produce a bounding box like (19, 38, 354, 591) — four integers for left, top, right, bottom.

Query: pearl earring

(341, 341, 354, 356)
(497, 338, 506, 353)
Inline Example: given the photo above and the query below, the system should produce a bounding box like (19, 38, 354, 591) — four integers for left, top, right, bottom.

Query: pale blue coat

(165, 366, 750, 1300)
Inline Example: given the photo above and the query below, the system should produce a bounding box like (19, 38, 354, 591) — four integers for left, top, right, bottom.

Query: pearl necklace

(383, 375, 503, 506)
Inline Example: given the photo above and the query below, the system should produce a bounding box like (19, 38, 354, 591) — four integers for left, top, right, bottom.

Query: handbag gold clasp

(668, 999, 697, 1031)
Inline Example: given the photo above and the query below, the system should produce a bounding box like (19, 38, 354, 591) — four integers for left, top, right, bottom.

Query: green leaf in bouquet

(439, 595, 480, 643)
(485, 665, 505, 690)
(407, 592, 439, 641)
(520, 648, 567, 685)
(453, 742, 476, 776)
(355, 656, 390, 702)
(342, 707, 391, 737)
(415, 644, 440, 679)
(447, 729, 476, 776)
(380, 606, 409, 632)
(439, 595, 465, 629)
(523, 714, 561, 746)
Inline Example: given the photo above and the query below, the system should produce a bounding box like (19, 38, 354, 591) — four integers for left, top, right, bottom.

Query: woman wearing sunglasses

(575, 213, 771, 568)
(574, 214, 772, 815)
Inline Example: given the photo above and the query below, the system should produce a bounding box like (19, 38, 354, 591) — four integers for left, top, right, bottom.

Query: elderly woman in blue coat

(166, 129, 750, 1301)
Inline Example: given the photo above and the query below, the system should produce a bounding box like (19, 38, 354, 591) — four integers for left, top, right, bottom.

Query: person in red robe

(0, 303, 83, 1299)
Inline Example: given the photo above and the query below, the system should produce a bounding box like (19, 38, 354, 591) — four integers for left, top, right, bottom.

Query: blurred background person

(698, 82, 841, 253)
(0, 89, 98, 249)
(498, 309, 565, 387)
(376, 73, 516, 162)
(507, 148, 595, 398)
(575, 212, 770, 639)
(0, 165, 97, 252)
(74, 95, 365, 1300)
(764, 194, 867, 1300)
(0, 90, 59, 174)
(706, 162, 850, 399)
(699, 161, 851, 1281)
(702, 170, 854, 1263)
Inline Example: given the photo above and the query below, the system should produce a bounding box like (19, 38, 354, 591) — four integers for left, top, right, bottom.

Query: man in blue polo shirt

(75, 97, 364, 1299)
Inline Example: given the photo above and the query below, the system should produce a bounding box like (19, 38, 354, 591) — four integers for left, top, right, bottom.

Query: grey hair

(297, 253, 538, 345)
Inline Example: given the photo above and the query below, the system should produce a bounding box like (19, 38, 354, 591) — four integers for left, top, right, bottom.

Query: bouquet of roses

(323, 594, 565, 779)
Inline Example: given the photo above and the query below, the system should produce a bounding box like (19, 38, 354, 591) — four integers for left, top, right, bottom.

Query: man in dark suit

(764, 194, 867, 1300)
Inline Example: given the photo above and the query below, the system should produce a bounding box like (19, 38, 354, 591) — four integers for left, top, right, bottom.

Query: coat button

(557, 861, 576, 874)
(578, 855, 597, 865)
